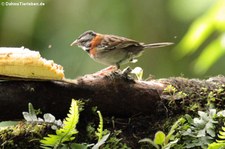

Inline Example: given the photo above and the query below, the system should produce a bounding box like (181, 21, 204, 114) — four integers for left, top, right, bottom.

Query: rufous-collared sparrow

(71, 30, 173, 69)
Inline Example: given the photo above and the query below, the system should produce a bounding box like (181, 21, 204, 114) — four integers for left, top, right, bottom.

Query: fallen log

(0, 70, 225, 120)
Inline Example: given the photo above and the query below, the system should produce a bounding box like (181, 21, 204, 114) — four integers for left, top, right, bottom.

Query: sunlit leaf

(208, 142, 225, 149)
(40, 99, 79, 148)
(95, 110, 103, 141)
(174, 14, 214, 58)
(154, 131, 165, 145)
(173, 0, 225, 75)
(193, 34, 225, 74)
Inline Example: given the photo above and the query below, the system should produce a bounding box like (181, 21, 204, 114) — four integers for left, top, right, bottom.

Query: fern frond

(40, 134, 61, 147)
(40, 99, 79, 148)
(95, 110, 103, 141)
(219, 131, 225, 139)
(217, 123, 225, 143)
(216, 139, 225, 143)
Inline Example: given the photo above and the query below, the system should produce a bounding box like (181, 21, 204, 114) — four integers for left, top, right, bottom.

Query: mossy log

(0, 70, 225, 120)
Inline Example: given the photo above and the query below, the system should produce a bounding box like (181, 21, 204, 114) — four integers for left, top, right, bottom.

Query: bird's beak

(70, 39, 78, 46)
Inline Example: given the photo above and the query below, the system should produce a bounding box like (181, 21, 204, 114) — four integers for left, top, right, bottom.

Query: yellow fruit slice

(0, 47, 64, 80)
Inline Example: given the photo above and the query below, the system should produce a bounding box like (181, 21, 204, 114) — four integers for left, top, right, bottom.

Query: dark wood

(0, 72, 224, 120)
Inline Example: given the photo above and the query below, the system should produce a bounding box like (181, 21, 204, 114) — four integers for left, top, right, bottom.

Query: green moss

(161, 78, 225, 116)
(0, 122, 49, 149)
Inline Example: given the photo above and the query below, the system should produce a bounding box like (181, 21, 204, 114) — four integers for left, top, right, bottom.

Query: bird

(71, 30, 173, 69)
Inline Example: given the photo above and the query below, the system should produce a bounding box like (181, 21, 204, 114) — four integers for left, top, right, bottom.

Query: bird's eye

(89, 31, 95, 36)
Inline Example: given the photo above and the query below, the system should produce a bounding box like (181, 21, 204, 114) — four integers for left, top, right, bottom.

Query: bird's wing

(99, 35, 142, 51)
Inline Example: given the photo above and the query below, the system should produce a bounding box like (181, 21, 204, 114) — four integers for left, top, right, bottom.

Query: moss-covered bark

(1, 74, 225, 148)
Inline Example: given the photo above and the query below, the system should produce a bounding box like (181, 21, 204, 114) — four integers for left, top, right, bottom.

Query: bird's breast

(90, 35, 104, 57)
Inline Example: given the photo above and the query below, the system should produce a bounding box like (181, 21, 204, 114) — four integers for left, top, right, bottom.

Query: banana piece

(0, 47, 64, 80)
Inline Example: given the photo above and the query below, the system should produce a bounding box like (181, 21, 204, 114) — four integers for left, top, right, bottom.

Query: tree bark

(0, 71, 225, 120)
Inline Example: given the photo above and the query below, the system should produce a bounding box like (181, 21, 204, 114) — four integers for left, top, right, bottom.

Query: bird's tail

(143, 42, 174, 49)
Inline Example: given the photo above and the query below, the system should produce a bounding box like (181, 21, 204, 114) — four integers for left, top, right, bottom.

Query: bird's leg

(122, 66, 132, 75)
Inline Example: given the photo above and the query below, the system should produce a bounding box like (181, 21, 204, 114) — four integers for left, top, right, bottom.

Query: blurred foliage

(174, 0, 225, 75)
(0, 0, 223, 78)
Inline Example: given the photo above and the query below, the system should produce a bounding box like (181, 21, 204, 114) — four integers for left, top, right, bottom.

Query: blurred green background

(0, 0, 224, 79)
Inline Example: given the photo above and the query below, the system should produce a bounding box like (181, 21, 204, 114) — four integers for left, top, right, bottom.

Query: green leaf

(217, 122, 225, 143)
(207, 128, 216, 137)
(222, 126, 225, 132)
(154, 131, 166, 145)
(65, 143, 88, 149)
(40, 99, 79, 148)
(163, 139, 179, 149)
(193, 35, 225, 75)
(92, 133, 110, 149)
(43, 113, 55, 123)
(165, 117, 186, 144)
(208, 142, 225, 149)
(174, 0, 225, 58)
(139, 138, 159, 149)
(174, 17, 213, 58)
(217, 111, 225, 117)
(173, 0, 225, 75)
(23, 103, 38, 122)
(95, 110, 103, 141)
(219, 131, 225, 136)
(185, 114, 193, 123)
(0, 121, 18, 129)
